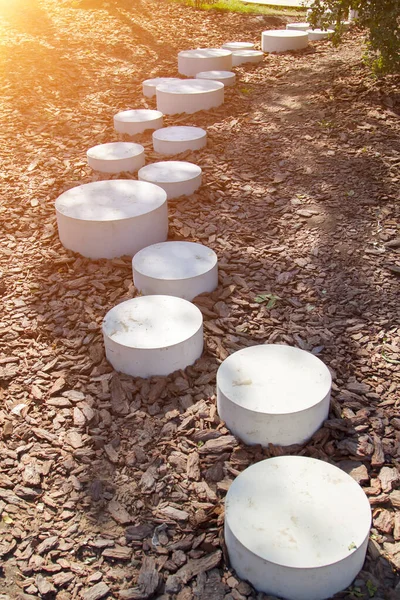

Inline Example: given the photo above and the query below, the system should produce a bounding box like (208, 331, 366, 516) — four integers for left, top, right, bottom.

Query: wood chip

(102, 546, 132, 561)
(378, 466, 400, 492)
(37, 536, 59, 555)
(187, 451, 201, 481)
(118, 556, 160, 599)
(35, 574, 56, 596)
(174, 550, 222, 584)
(198, 436, 238, 454)
(107, 499, 132, 525)
(82, 582, 110, 600)
(104, 443, 119, 464)
(158, 506, 189, 521)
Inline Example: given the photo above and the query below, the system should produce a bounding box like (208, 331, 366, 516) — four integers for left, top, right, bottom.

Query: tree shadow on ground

(75, 0, 169, 56)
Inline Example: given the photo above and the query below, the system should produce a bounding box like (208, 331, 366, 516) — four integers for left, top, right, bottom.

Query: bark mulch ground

(0, 1, 399, 599)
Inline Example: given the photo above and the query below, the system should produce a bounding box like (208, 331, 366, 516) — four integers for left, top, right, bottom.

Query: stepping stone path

(307, 28, 334, 41)
(225, 456, 372, 600)
(86, 141, 145, 173)
(55, 180, 168, 259)
(231, 49, 264, 66)
(54, 18, 370, 598)
(138, 160, 202, 199)
(261, 29, 309, 53)
(132, 241, 218, 300)
(156, 79, 224, 114)
(113, 108, 163, 135)
(142, 77, 181, 97)
(195, 70, 236, 86)
(222, 41, 255, 50)
(286, 22, 310, 31)
(102, 295, 203, 378)
(178, 48, 232, 76)
(217, 344, 332, 446)
(152, 126, 207, 155)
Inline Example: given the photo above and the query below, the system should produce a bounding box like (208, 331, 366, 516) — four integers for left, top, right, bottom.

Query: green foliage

(307, 0, 400, 74)
(254, 293, 280, 308)
(360, 0, 400, 74)
(366, 580, 378, 598)
(176, 0, 300, 17)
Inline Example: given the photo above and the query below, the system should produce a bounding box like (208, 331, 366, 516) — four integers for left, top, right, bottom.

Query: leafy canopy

(308, 0, 400, 74)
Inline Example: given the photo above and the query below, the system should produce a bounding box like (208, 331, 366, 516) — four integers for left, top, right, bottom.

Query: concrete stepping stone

(156, 79, 224, 115)
(114, 109, 163, 135)
(286, 22, 310, 31)
(231, 49, 264, 66)
(217, 344, 331, 446)
(142, 77, 181, 98)
(55, 180, 168, 259)
(178, 48, 232, 76)
(103, 295, 203, 378)
(225, 456, 371, 600)
(138, 161, 202, 199)
(132, 241, 218, 300)
(152, 126, 207, 155)
(222, 41, 255, 50)
(195, 70, 236, 86)
(86, 142, 145, 174)
(261, 30, 309, 53)
(307, 28, 334, 40)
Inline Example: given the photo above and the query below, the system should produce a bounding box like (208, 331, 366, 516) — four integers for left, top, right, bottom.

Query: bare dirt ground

(0, 1, 399, 599)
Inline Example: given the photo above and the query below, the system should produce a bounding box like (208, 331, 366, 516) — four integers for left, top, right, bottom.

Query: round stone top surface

(262, 29, 308, 38)
(225, 456, 371, 569)
(286, 22, 310, 29)
(114, 109, 163, 123)
(156, 79, 224, 95)
(232, 49, 264, 57)
(222, 42, 255, 50)
(217, 344, 331, 414)
(87, 142, 144, 161)
(195, 70, 234, 79)
(139, 161, 201, 184)
(55, 180, 167, 222)
(133, 241, 217, 281)
(178, 48, 232, 59)
(103, 295, 203, 349)
(308, 28, 334, 34)
(143, 77, 181, 88)
(153, 126, 206, 142)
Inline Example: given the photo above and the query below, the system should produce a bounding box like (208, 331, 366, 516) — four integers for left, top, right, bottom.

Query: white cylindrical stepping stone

(132, 241, 218, 300)
(231, 49, 264, 66)
(156, 79, 224, 115)
(142, 77, 181, 98)
(222, 42, 255, 51)
(217, 344, 331, 446)
(152, 126, 207, 155)
(103, 295, 203, 378)
(261, 30, 309, 53)
(178, 48, 232, 76)
(307, 28, 334, 41)
(286, 22, 310, 31)
(86, 142, 145, 174)
(114, 109, 163, 135)
(55, 180, 168, 259)
(195, 70, 236, 86)
(225, 456, 371, 600)
(138, 161, 202, 199)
